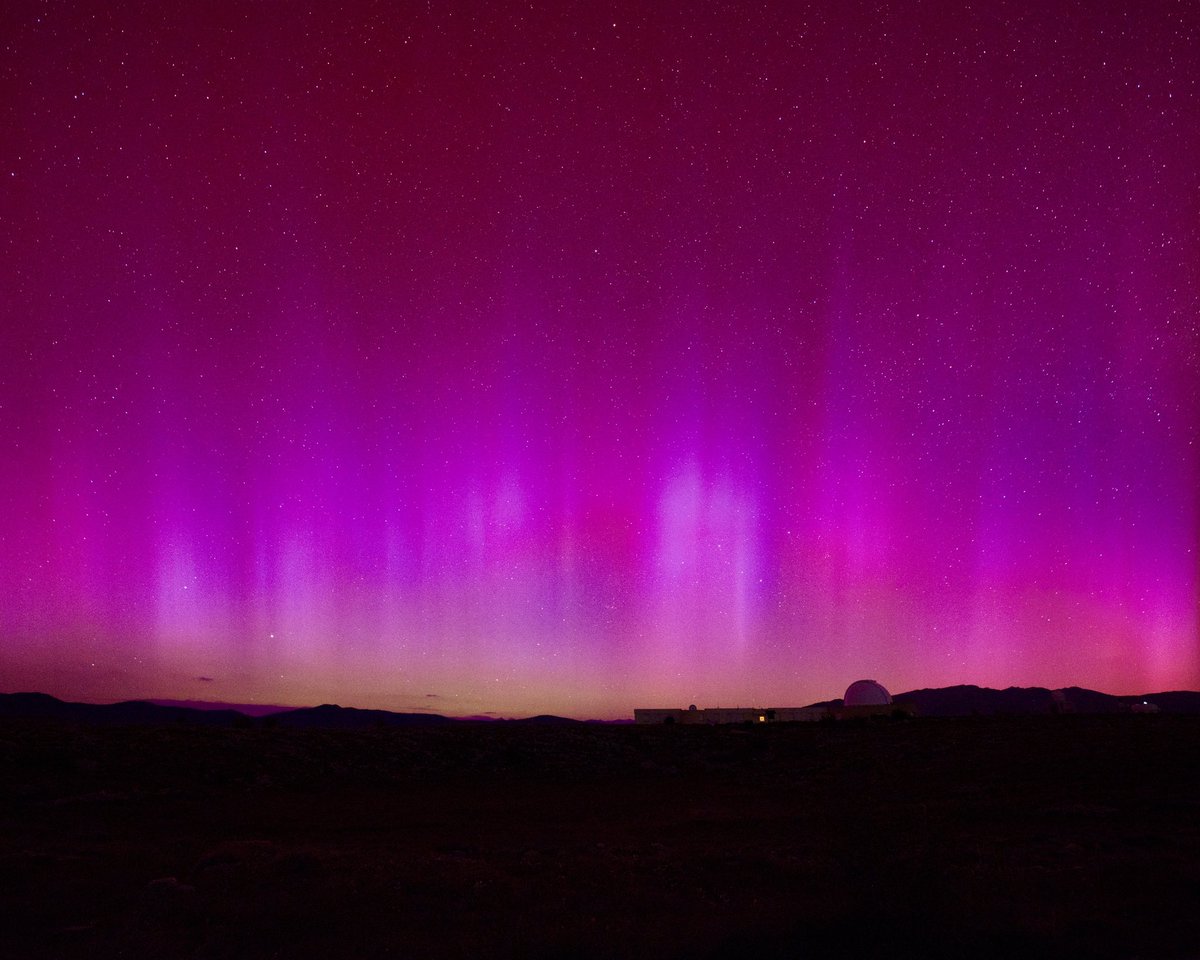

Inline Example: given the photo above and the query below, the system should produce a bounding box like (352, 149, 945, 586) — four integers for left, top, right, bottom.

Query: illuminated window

(758, 715, 765, 723)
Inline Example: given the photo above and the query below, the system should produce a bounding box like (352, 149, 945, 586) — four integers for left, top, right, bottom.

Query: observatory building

(838, 679, 904, 718)
(634, 680, 910, 724)
(843, 679, 892, 706)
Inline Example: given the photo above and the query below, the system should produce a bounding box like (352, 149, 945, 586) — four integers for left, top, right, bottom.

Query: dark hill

(148, 698, 296, 717)
(0, 692, 71, 717)
(504, 714, 580, 725)
(0, 693, 244, 725)
(271, 703, 455, 729)
(887, 685, 1200, 716)
(892, 685, 1057, 716)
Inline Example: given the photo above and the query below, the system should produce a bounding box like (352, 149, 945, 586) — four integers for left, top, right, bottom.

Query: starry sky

(2, 2, 1197, 718)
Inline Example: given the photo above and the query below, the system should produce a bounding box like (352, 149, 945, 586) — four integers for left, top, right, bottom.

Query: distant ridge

(148, 698, 297, 717)
(502, 714, 580, 725)
(5, 686, 1200, 728)
(271, 703, 456, 729)
(0, 693, 453, 727)
(812, 685, 1200, 717)
(891, 685, 1057, 716)
(0, 692, 245, 726)
(0, 693, 583, 728)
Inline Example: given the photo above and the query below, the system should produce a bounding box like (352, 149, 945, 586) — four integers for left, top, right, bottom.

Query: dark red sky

(1, 1, 1197, 717)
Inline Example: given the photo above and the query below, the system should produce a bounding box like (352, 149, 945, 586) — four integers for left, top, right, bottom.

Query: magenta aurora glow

(2, 3, 1198, 718)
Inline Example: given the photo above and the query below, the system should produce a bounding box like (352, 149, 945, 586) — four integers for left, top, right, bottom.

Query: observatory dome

(843, 679, 892, 707)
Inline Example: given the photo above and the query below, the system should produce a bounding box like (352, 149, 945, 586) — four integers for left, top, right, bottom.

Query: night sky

(2, 2, 1197, 718)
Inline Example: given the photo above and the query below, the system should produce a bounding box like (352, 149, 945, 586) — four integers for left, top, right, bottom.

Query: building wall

(633, 709, 691, 724)
(634, 706, 827, 724)
(836, 702, 915, 719)
(772, 707, 827, 722)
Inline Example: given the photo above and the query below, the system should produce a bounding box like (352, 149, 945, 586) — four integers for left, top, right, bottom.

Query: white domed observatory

(843, 679, 892, 707)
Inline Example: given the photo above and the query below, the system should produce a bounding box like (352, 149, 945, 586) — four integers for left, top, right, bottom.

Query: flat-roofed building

(634, 682, 913, 723)
(633, 705, 826, 724)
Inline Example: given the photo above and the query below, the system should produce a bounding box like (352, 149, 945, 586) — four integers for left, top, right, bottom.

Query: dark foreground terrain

(3, 716, 1198, 959)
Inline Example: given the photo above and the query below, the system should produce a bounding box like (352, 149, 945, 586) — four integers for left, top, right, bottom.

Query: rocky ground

(2, 715, 1198, 959)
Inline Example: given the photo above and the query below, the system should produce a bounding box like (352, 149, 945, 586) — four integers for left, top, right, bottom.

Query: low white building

(633, 704, 827, 725)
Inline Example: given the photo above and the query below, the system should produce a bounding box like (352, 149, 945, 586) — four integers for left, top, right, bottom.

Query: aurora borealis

(2, 2, 1197, 718)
